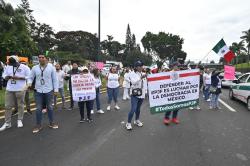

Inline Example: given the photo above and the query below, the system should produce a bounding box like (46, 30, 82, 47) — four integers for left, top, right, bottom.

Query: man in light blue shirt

(28, 54, 59, 133)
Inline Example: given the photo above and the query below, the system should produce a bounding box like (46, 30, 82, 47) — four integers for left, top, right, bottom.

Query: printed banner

(71, 74, 96, 102)
(147, 69, 200, 114)
(224, 65, 235, 80)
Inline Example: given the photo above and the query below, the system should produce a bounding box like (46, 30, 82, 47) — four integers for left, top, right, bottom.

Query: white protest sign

(147, 69, 200, 114)
(71, 74, 96, 102)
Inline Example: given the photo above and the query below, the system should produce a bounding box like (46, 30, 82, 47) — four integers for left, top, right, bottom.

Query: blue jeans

(54, 88, 65, 106)
(107, 87, 119, 104)
(204, 84, 211, 100)
(165, 110, 179, 119)
(34, 91, 54, 125)
(210, 93, 220, 108)
(128, 96, 144, 123)
(95, 88, 101, 110)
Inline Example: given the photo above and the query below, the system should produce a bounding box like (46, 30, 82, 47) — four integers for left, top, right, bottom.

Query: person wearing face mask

(66, 62, 80, 111)
(0, 55, 30, 131)
(54, 63, 66, 110)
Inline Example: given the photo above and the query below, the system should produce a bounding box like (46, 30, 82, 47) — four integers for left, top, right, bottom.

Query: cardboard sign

(224, 65, 235, 80)
(147, 69, 200, 114)
(71, 74, 96, 102)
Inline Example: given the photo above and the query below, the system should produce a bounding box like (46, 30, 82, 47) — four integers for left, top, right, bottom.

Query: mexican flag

(212, 39, 235, 63)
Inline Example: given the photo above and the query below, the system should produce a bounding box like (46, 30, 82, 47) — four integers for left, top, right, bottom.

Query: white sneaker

(0, 123, 11, 131)
(17, 120, 23, 128)
(196, 106, 201, 110)
(189, 107, 194, 110)
(114, 105, 120, 110)
(206, 99, 211, 102)
(134, 120, 143, 127)
(126, 123, 132, 130)
(91, 110, 94, 114)
(97, 109, 104, 114)
(107, 105, 111, 111)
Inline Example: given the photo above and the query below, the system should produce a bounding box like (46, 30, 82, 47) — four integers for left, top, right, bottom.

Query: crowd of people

(0, 55, 223, 133)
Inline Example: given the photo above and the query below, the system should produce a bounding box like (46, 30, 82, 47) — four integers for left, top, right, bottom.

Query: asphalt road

(0, 89, 250, 166)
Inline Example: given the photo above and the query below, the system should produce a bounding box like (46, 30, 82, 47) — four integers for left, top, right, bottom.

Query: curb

(0, 89, 107, 120)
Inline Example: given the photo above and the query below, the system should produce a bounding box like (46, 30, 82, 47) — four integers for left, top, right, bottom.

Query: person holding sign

(125, 61, 147, 130)
(163, 63, 180, 125)
(28, 54, 59, 133)
(106, 66, 120, 111)
(66, 63, 81, 111)
(76, 67, 95, 123)
(0, 56, 30, 132)
(91, 68, 104, 114)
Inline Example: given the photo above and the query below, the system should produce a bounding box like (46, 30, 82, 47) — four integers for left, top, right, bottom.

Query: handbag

(210, 86, 217, 93)
(131, 77, 143, 96)
(132, 88, 143, 96)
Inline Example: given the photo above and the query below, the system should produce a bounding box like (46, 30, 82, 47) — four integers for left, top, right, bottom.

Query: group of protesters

(0, 54, 223, 133)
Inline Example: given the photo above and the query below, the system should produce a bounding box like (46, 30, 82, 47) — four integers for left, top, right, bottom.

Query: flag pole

(200, 49, 212, 62)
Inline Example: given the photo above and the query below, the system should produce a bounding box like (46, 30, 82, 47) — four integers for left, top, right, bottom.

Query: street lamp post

(97, 0, 101, 62)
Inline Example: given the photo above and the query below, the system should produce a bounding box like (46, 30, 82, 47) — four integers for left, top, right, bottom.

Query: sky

(6, 0, 250, 62)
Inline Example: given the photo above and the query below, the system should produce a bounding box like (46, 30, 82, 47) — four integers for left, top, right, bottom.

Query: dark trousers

(165, 110, 179, 119)
(78, 100, 94, 119)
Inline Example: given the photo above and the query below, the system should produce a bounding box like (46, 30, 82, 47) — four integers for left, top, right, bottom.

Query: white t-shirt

(129, 71, 146, 99)
(107, 73, 120, 88)
(56, 70, 65, 88)
(3, 64, 30, 91)
(94, 76, 102, 88)
(62, 64, 72, 73)
(203, 73, 211, 85)
(122, 72, 131, 88)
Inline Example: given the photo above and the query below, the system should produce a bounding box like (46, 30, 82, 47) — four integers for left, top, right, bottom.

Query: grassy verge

(235, 63, 250, 69)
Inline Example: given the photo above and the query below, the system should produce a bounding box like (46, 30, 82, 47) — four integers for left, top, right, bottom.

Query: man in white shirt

(203, 68, 211, 101)
(54, 63, 66, 109)
(62, 61, 72, 90)
(0, 55, 30, 131)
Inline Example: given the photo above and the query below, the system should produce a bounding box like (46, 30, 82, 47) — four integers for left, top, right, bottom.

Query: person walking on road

(65, 62, 81, 111)
(54, 63, 66, 110)
(62, 61, 72, 90)
(106, 66, 120, 111)
(0, 55, 30, 131)
(126, 61, 147, 130)
(91, 68, 104, 114)
(163, 63, 180, 125)
(210, 70, 222, 110)
(78, 67, 95, 123)
(203, 68, 211, 102)
(122, 68, 131, 100)
(28, 54, 59, 133)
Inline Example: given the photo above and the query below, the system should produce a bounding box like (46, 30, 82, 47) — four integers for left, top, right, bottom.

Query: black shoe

(27, 109, 32, 115)
(12, 110, 18, 116)
(80, 118, 85, 123)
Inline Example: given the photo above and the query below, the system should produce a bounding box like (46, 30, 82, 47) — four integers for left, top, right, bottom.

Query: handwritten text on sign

(71, 74, 96, 102)
(147, 69, 200, 114)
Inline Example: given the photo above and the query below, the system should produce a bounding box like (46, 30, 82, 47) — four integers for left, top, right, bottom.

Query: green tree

(230, 41, 246, 64)
(141, 31, 187, 68)
(0, 0, 37, 59)
(56, 31, 98, 61)
(240, 28, 250, 62)
(125, 24, 133, 52)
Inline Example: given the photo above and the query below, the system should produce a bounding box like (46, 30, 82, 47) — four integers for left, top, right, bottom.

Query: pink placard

(95, 62, 104, 70)
(224, 65, 235, 80)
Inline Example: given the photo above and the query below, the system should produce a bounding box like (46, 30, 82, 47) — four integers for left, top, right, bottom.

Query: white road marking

(219, 99, 237, 112)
